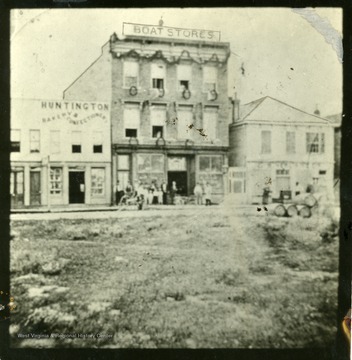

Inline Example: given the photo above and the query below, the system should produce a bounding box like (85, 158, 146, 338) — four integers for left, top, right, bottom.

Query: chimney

(232, 92, 240, 123)
(314, 104, 320, 116)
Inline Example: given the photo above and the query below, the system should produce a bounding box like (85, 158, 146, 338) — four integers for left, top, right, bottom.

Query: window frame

(202, 66, 218, 93)
(261, 130, 272, 154)
(91, 168, 105, 196)
(306, 132, 325, 154)
(11, 129, 21, 153)
(123, 61, 139, 89)
(286, 131, 296, 154)
(50, 167, 63, 195)
(29, 129, 40, 153)
(125, 128, 138, 138)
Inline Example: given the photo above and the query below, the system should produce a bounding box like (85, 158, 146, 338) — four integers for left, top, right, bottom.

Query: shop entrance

(69, 171, 85, 204)
(10, 168, 24, 208)
(168, 171, 188, 196)
(30, 170, 41, 206)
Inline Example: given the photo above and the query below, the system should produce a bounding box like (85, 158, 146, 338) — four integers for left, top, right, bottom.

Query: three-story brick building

(64, 26, 231, 203)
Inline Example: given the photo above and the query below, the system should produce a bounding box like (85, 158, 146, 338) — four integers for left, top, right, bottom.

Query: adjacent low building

(10, 98, 111, 209)
(228, 96, 334, 204)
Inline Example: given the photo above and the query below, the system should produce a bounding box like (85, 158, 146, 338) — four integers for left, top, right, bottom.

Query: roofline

(111, 33, 230, 48)
(11, 97, 110, 105)
(241, 95, 330, 122)
(62, 40, 110, 99)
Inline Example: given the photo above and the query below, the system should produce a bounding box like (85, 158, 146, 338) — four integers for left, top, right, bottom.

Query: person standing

(294, 181, 303, 196)
(204, 182, 212, 206)
(262, 185, 271, 205)
(115, 180, 124, 205)
(194, 182, 203, 205)
(161, 180, 168, 205)
(170, 181, 177, 205)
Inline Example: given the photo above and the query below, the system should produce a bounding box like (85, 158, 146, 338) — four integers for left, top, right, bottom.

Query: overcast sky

(10, 8, 342, 117)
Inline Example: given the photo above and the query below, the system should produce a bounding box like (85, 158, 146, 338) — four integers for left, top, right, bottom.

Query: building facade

(228, 96, 334, 204)
(10, 98, 111, 208)
(64, 29, 231, 203)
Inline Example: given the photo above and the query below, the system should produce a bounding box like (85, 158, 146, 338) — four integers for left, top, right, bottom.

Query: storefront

(10, 98, 111, 209)
(113, 147, 227, 203)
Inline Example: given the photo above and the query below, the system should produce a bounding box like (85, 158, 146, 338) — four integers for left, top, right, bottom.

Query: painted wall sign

(123, 22, 221, 42)
(41, 101, 109, 111)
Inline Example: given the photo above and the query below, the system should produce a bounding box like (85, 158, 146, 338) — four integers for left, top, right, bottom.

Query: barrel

(292, 194, 318, 208)
(265, 203, 287, 217)
(297, 205, 311, 218)
(304, 194, 317, 208)
(286, 204, 298, 217)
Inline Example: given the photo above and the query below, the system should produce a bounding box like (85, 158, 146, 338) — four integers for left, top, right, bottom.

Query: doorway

(69, 171, 85, 204)
(30, 170, 41, 206)
(168, 171, 187, 195)
(11, 168, 24, 208)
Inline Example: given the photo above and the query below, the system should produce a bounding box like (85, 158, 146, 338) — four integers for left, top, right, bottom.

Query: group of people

(194, 182, 212, 206)
(115, 179, 171, 206)
(115, 179, 212, 206)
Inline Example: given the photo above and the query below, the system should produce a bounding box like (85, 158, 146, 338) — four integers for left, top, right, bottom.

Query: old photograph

(9, 8, 342, 348)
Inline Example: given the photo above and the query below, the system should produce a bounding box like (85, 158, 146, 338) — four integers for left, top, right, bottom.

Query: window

(10, 167, 24, 196)
(124, 104, 140, 138)
(177, 105, 193, 139)
(151, 64, 166, 89)
(276, 169, 290, 196)
(30, 130, 40, 153)
(152, 78, 164, 89)
(125, 129, 137, 138)
(123, 61, 139, 88)
(177, 64, 192, 91)
(203, 107, 218, 140)
(50, 167, 62, 195)
(261, 130, 271, 154)
(11, 130, 21, 152)
(117, 155, 130, 190)
(286, 131, 295, 154)
(151, 104, 166, 138)
(152, 126, 163, 138)
(306, 133, 325, 153)
(72, 131, 82, 153)
(199, 156, 222, 172)
(93, 145, 103, 153)
(91, 168, 105, 196)
(93, 131, 103, 153)
(50, 130, 60, 154)
(203, 66, 217, 92)
(138, 154, 164, 173)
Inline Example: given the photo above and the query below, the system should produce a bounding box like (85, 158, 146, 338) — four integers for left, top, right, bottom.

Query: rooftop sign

(122, 22, 221, 42)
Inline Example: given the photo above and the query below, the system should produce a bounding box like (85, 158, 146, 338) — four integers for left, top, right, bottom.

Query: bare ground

(9, 205, 338, 348)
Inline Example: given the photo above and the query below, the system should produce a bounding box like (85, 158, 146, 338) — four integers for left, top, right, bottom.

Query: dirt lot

(9, 205, 338, 348)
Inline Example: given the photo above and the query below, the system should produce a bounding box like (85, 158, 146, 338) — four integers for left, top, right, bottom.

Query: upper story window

(177, 64, 192, 92)
(151, 63, 166, 90)
(286, 131, 296, 154)
(50, 130, 60, 154)
(29, 130, 40, 153)
(306, 132, 325, 153)
(11, 129, 21, 152)
(71, 131, 82, 153)
(93, 131, 103, 153)
(261, 130, 271, 154)
(124, 103, 140, 138)
(203, 66, 217, 92)
(177, 105, 193, 139)
(203, 106, 218, 141)
(123, 61, 139, 88)
(151, 104, 166, 139)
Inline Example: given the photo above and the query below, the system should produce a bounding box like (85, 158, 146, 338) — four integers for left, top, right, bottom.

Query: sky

(10, 8, 342, 117)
